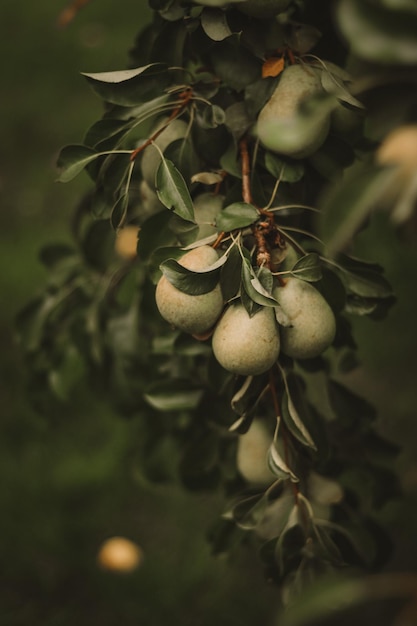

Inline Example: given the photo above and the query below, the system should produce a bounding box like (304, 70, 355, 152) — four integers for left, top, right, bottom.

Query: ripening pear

(193, 193, 223, 240)
(377, 125, 417, 176)
(212, 303, 280, 376)
(238, 0, 291, 18)
(237, 419, 274, 485)
(273, 277, 336, 359)
(97, 536, 143, 573)
(257, 64, 330, 159)
(141, 117, 189, 190)
(114, 225, 139, 260)
(139, 180, 165, 221)
(155, 245, 223, 335)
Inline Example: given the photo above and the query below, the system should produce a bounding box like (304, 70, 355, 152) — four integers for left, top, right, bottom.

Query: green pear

(256, 64, 330, 159)
(238, 0, 291, 18)
(155, 245, 223, 335)
(212, 303, 280, 375)
(237, 419, 274, 485)
(273, 277, 336, 359)
(193, 193, 223, 240)
(141, 117, 189, 190)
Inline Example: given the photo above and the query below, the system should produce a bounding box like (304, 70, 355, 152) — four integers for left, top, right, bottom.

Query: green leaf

(268, 417, 299, 482)
(290, 253, 322, 282)
(156, 157, 195, 222)
(144, 380, 204, 411)
(228, 494, 269, 531)
(241, 258, 279, 308)
(281, 373, 317, 450)
(216, 202, 260, 231)
(320, 68, 365, 110)
(264, 152, 305, 183)
(160, 254, 225, 295)
(337, 0, 417, 65)
(201, 7, 233, 41)
(56, 145, 101, 182)
(210, 36, 262, 91)
(81, 64, 173, 106)
(327, 378, 376, 428)
(220, 245, 242, 301)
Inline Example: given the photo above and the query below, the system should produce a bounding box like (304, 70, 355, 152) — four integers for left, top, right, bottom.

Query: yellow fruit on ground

(212, 303, 280, 376)
(114, 225, 140, 260)
(155, 245, 223, 335)
(97, 536, 143, 573)
(274, 277, 336, 359)
(237, 418, 275, 485)
(257, 64, 330, 159)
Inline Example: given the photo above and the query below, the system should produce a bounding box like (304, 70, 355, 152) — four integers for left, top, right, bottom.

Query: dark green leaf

(281, 373, 317, 450)
(264, 152, 305, 183)
(56, 145, 102, 182)
(160, 254, 226, 295)
(81, 64, 173, 106)
(290, 253, 322, 282)
(216, 202, 259, 231)
(327, 378, 376, 428)
(241, 258, 279, 308)
(220, 245, 242, 301)
(210, 36, 262, 91)
(156, 157, 195, 222)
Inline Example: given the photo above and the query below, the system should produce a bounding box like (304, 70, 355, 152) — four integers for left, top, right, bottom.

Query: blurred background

(1, 2, 417, 625)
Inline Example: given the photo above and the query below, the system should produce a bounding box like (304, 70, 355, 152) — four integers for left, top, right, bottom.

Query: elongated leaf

(81, 63, 172, 106)
(264, 152, 305, 183)
(144, 380, 204, 411)
(290, 253, 322, 282)
(282, 390, 317, 450)
(216, 202, 260, 231)
(268, 417, 299, 482)
(241, 258, 279, 308)
(220, 245, 242, 301)
(160, 254, 226, 295)
(56, 145, 101, 182)
(156, 157, 195, 222)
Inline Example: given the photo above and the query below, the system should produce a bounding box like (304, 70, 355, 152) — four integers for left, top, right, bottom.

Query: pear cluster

(155, 241, 337, 375)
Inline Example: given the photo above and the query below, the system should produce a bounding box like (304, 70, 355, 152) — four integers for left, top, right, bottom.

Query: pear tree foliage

(19, 0, 417, 609)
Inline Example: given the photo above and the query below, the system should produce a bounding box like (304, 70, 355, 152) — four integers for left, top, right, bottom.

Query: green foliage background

(1, 1, 417, 625)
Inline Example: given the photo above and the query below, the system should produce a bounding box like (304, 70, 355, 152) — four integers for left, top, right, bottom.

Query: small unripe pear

(155, 245, 223, 335)
(237, 419, 274, 485)
(257, 64, 330, 159)
(238, 0, 291, 18)
(141, 117, 189, 190)
(212, 303, 280, 376)
(273, 277, 336, 359)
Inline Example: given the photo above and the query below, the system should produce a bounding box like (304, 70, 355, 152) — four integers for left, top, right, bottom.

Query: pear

(97, 536, 143, 573)
(237, 419, 274, 485)
(141, 117, 189, 191)
(377, 125, 417, 175)
(155, 245, 223, 335)
(114, 225, 139, 260)
(273, 277, 336, 359)
(256, 64, 330, 159)
(212, 303, 280, 376)
(193, 193, 223, 239)
(238, 0, 291, 18)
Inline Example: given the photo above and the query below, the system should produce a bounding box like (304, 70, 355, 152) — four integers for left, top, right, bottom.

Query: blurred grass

(1, 2, 417, 625)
